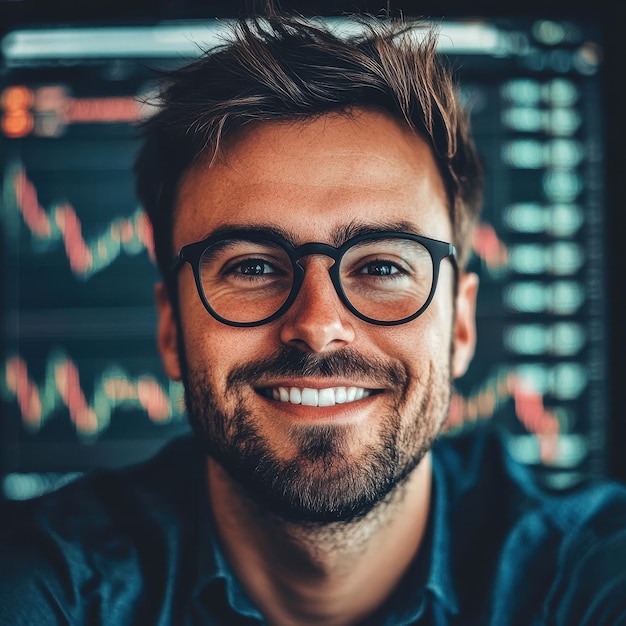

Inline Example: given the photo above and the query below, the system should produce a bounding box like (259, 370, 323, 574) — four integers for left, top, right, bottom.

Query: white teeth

(289, 388, 302, 404)
(301, 388, 318, 406)
(268, 386, 371, 406)
(335, 387, 348, 404)
(318, 388, 336, 407)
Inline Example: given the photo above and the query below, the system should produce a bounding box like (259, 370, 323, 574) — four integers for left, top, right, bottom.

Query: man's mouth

(260, 386, 374, 407)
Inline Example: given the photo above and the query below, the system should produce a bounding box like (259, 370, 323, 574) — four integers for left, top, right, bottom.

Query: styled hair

(134, 12, 483, 284)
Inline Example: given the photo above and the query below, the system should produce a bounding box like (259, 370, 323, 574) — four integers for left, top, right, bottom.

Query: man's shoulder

(0, 434, 204, 625)
(432, 426, 626, 625)
(432, 426, 626, 562)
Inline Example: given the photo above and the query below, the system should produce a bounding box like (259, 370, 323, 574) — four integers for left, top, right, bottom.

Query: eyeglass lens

(197, 237, 435, 325)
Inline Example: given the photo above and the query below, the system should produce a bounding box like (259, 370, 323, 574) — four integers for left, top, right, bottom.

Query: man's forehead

(174, 110, 452, 247)
(188, 109, 438, 180)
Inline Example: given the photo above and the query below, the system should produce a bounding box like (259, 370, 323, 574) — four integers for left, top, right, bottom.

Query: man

(2, 11, 626, 626)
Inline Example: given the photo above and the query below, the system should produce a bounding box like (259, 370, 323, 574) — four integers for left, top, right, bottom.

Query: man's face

(157, 109, 478, 523)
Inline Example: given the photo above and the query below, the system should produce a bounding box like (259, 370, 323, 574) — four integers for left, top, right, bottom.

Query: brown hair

(135, 12, 483, 282)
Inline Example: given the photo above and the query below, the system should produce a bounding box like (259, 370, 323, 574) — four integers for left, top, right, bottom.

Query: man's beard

(181, 344, 452, 525)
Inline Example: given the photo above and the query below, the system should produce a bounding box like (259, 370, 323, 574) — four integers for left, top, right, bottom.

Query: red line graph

(446, 371, 561, 463)
(3, 352, 181, 437)
(10, 164, 155, 277)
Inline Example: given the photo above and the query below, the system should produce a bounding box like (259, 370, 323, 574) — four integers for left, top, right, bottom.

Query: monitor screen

(0, 15, 611, 498)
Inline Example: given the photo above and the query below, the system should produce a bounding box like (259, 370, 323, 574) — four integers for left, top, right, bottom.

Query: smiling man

(2, 10, 626, 626)
(161, 109, 476, 531)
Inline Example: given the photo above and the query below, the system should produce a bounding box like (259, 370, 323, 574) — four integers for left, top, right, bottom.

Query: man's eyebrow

(197, 224, 298, 245)
(334, 221, 428, 246)
(198, 221, 428, 247)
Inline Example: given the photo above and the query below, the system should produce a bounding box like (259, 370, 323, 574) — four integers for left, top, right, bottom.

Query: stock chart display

(0, 17, 608, 498)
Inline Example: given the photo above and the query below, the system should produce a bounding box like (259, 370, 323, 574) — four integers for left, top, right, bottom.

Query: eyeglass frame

(169, 228, 458, 327)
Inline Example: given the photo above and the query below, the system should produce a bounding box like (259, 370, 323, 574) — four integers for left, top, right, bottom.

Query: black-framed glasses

(169, 229, 457, 327)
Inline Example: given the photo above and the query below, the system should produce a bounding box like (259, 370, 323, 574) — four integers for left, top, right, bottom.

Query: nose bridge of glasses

(292, 241, 341, 269)
(290, 242, 344, 310)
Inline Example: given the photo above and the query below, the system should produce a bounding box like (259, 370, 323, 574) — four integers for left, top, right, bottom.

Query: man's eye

(359, 261, 401, 276)
(231, 259, 276, 276)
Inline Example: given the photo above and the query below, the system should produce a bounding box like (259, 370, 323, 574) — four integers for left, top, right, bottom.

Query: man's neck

(206, 455, 433, 626)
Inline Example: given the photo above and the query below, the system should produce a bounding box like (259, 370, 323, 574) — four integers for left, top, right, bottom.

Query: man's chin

(209, 439, 414, 525)
(230, 471, 398, 525)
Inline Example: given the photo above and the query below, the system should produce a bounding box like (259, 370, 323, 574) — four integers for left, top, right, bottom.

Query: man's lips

(258, 385, 377, 407)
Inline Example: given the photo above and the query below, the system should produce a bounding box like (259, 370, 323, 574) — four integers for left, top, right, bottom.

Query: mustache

(226, 346, 409, 390)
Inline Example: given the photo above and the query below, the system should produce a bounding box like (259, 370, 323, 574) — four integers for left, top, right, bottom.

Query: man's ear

(155, 282, 182, 381)
(451, 271, 479, 380)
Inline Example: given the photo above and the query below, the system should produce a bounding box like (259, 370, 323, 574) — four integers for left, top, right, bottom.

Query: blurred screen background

(1, 0, 624, 500)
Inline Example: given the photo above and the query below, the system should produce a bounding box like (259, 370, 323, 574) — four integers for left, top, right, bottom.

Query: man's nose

(278, 256, 356, 353)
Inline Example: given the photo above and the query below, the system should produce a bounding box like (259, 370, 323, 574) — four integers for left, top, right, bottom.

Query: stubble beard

(182, 345, 452, 525)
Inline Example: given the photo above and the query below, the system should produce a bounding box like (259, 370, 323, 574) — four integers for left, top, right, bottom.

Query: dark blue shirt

(1, 427, 626, 625)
